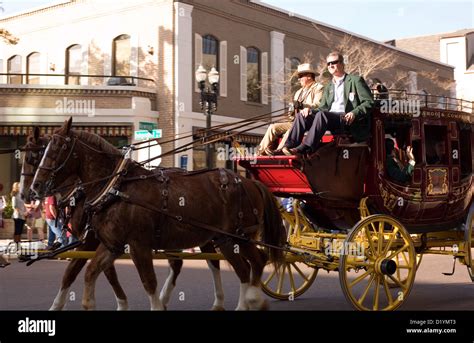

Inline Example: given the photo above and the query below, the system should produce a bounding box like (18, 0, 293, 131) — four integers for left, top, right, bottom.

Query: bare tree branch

(1, 28, 19, 45)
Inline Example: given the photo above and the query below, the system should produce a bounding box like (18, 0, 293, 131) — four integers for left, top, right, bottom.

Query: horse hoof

(211, 305, 225, 311)
(260, 299, 269, 311)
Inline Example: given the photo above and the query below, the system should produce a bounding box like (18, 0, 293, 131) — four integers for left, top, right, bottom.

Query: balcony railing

(0, 73, 156, 88)
(374, 89, 473, 113)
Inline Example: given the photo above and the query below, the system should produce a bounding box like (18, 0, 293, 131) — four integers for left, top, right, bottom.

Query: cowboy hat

(297, 63, 320, 77)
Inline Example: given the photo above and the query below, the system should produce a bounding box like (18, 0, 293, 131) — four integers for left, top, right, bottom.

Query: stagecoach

(14, 90, 474, 312)
(238, 92, 474, 310)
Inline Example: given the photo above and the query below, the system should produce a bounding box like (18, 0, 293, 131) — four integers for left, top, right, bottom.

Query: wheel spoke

(276, 263, 287, 294)
(263, 266, 278, 286)
(397, 265, 413, 270)
(387, 244, 410, 261)
(291, 262, 310, 282)
(373, 275, 381, 310)
(388, 274, 406, 291)
(382, 276, 394, 304)
(364, 226, 377, 257)
(382, 228, 399, 256)
(358, 273, 376, 305)
(377, 221, 385, 254)
(349, 268, 373, 288)
(401, 250, 409, 265)
(287, 264, 297, 293)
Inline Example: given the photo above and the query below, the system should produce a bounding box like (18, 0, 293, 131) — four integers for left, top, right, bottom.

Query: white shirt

(329, 74, 346, 113)
(12, 194, 27, 220)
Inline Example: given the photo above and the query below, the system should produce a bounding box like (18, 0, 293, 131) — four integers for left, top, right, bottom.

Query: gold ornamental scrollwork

(427, 168, 448, 196)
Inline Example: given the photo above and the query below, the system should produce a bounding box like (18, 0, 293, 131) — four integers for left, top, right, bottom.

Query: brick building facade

(0, 0, 457, 194)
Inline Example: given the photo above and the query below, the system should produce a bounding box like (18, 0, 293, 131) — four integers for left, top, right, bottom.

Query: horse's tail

(253, 180, 286, 268)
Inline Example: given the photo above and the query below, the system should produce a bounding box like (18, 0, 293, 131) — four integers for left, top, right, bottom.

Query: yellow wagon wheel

(261, 200, 318, 300)
(339, 214, 416, 311)
(261, 256, 318, 300)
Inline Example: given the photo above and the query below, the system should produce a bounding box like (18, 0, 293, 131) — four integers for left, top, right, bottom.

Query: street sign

(134, 129, 162, 140)
(139, 121, 158, 131)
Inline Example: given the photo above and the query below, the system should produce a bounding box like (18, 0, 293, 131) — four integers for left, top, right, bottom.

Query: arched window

(247, 47, 260, 103)
(7, 55, 22, 84)
(289, 57, 301, 94)
(66, 44, 81, 85)
(26, 52, 40, 84)
(202, 35, 218, 72)
(113, 34, 131, 77)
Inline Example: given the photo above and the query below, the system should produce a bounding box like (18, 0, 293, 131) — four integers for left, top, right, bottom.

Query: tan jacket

(289, 81, 324, 121)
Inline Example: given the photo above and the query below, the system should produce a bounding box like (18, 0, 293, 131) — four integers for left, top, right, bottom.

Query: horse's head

(20, 127, 49, 200)
(31, 117, 80, 198)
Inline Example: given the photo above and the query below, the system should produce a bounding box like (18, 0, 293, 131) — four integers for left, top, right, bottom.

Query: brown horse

(32, 118, 285, 310)
(20, 128, 128, 310)
(21, 128, 226, 310)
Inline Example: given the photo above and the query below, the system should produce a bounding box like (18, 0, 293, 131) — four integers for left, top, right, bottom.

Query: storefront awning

(0, 125, 132, 137)
(193, 127, 262, 145)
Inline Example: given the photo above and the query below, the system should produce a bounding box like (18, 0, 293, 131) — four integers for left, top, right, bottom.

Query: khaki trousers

(258, 121, 293, 152)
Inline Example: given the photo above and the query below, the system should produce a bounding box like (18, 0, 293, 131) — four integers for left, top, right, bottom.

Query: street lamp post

(195, 65, 219, 169)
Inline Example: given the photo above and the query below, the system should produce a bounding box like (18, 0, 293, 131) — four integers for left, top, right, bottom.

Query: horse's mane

(73, 130, 122, 156)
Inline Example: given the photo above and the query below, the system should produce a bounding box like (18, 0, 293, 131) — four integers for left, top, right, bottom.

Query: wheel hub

(376, 259, 397, 275)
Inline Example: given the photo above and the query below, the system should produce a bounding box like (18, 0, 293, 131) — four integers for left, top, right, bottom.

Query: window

(26, 52, 40, 85)
(459, 127, 472, 178)
(247, 47, 260, 103)
(113, 34, 131, 77)
(424, 125, 447, 165)
(202, 35, 218, 72)
(289, 57, 301, 95)
(66, 44, 81, 85)
(7, 55, 22, 84)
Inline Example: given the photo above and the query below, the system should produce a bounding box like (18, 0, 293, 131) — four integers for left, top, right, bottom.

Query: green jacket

(386, 156, 414, 183)
(319, 74, 374, 142)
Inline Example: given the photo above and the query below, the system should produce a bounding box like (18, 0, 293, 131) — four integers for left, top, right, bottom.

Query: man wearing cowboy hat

(257, 63, 323, 155)
(282, 51, 374, 155)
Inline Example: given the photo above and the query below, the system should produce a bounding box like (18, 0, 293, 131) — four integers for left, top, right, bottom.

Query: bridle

(21, 144, 47, 177)
(37, 134, 78, 194)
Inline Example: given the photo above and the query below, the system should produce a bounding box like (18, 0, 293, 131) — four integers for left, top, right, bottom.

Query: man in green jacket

(385, 138, 415, 183)
(283, 51, 374, 155)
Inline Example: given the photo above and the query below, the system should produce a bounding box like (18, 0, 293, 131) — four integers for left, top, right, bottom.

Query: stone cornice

(0, 86, 157, 99)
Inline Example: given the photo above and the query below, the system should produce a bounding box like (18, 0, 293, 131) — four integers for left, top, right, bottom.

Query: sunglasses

(327, 60, 340, 66)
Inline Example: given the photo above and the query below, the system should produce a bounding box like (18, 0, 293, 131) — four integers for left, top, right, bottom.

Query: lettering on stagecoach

(380, 105, 472, 123)
(420, 110, 472, 123)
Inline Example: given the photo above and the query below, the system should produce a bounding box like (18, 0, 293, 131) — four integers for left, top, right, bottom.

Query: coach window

(7, 55, 22, 84)
(425, 125, 448, 165)
(66, 44, 81, 85)
(459, 126, 472, 178)
(247, 47, 261, 103)
(26, 52, 40, 85)
(113, 34, 131, 79)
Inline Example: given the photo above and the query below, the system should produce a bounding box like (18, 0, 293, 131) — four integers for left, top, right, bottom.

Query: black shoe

(293, 144, 313, 155)
(0, 262, 10, 268)
(48, 242, 62, 251)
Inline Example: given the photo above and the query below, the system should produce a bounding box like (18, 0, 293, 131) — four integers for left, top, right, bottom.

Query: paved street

(0, 252, 473, 311)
